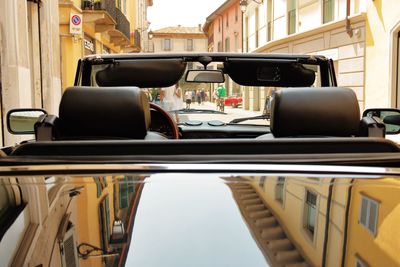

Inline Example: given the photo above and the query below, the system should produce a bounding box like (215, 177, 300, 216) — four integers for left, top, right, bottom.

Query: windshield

(87, 59, 325, 125)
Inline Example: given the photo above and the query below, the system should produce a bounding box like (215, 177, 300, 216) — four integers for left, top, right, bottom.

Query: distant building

(149, 25, 208, 94)
(203, 0, 243, 97)
(149, 25, 208, 53)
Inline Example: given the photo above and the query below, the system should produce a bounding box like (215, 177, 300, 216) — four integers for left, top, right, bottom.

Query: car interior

(4, 53, 400, 165)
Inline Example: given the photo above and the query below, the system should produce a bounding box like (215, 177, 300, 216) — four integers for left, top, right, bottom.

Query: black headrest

(59, 86, 150, 139)
(270, 87, 360, 137)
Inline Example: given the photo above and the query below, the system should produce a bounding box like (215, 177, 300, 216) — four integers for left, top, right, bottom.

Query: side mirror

(7, 108, 47, 134)
(363, 108, 400, 134)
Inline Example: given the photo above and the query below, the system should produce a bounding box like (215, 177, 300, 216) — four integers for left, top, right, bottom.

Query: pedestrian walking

(196, 90, 202, 105)
(185, 90, 192, 109)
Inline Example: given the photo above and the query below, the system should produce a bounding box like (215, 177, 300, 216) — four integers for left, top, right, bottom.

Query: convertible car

(1, 53, 400, 267)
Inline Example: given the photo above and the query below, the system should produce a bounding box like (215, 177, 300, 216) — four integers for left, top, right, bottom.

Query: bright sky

(147, 0, 226, 31)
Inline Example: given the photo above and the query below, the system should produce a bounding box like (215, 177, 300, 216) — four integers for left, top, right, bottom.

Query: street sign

(70, 13, 82, 35)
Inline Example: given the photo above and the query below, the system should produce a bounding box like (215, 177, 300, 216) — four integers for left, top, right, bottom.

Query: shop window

(288, 0, 297, 35)
(275, 177, 285, 203)
(359, 195, 378, 236)
(323, 0, 334, 23)
(163, 39, 171, 51)
(304, 190, 317, 236)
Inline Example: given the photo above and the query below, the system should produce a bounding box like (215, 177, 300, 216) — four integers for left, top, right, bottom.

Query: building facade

(59, 0, 141, 92)
(0, 0, 62, 146)
(136, 0, 153, 52)
(242, 0, 367, 111)
(204, 0, 243, 97)
(150, 25, 208, 53)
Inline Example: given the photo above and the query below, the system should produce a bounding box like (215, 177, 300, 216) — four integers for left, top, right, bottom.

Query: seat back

(35, 86, 151, 140)
(270, 87, 360, 137)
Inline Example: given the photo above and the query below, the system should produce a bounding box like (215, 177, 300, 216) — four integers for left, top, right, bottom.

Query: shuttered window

(304, 190, 317, 236)
(359, 195, 379, 236)
(275, 177, 285, 203)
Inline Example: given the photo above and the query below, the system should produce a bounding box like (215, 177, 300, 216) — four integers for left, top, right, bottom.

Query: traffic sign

(70, 13, 82, 35)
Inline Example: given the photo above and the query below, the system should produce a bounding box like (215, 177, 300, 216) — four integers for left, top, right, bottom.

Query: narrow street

(177, 101, 265, 124)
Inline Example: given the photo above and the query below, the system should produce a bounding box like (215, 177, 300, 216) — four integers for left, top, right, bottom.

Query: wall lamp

(240, 0, 264, 13)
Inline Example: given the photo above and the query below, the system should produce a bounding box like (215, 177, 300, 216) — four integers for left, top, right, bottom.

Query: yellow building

(58, 0, 140, 91)
(345, 178, 400, 267)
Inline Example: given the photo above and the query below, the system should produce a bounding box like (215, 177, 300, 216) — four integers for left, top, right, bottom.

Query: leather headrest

(270, 87, 360, 137)
(59, 86, 150, 139)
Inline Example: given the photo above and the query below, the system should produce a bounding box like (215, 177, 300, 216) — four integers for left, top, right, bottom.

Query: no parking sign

(70, 13, 82, 35)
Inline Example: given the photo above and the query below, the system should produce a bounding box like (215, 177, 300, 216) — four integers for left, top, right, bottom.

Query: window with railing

(288, 0, 297, 35)
(304, 190, 317, 236)
(323, 0, 334, 23)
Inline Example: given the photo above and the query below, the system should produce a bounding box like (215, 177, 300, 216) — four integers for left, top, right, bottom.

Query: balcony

(82, 0, 116, 32)
(82, 0, 131, 48)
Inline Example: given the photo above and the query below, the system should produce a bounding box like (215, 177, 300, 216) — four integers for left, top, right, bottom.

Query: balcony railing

(82, 0, 116, 20)
(115, 7, 130, 40)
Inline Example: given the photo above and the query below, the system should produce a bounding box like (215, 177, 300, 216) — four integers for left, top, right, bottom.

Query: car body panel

(1, 164, 400, 267)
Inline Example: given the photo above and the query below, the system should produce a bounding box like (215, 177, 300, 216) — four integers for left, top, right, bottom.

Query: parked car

(224, 95, 243, 108)
(1, 53, 400, 267)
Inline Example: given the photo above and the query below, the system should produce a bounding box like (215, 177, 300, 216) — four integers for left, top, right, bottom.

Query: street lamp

(240, 0, 264, 13)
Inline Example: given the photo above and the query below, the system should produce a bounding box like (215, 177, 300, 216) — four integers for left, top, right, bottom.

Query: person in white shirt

(161, 84, 183, 122)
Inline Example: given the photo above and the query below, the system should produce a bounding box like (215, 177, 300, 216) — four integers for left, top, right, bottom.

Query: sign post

(69, 13, 83, 35)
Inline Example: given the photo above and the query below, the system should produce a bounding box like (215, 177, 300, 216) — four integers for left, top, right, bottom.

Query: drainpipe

(346, 0, 353, 37)
(321, 178, 335, 267)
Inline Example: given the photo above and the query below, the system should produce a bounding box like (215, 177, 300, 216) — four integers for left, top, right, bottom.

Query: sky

(147, 0, 226, 31)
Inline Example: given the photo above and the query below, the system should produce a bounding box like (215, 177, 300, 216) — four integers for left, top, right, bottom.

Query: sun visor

(224, 59, 316, 87)
(96, 59, 187, 87)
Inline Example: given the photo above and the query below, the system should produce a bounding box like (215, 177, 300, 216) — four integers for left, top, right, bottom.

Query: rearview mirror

(185, 70, 225, 83)
(363, 108, 400, 134)
(7, 108, 47, 134)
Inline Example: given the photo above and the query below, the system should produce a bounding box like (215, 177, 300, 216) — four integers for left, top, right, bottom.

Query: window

(163, 39, 171, 51)
(267, 0, 272, 41)
(226, 14, 229, 27)
(288, 0, 297, 35)
(304, 190, 317, 236)
(225, 37, 230, 52)
(219, 19, 221, 32)
(234, 35, 238, 52)
(275, 177, 285, 203)
(235, 6, 238, 22)
(356, 256, 369, 267)
(217, 41, 222, 52)
(323, 0, 334, 23)
(186, 39, 194, 51)
(359, 195, 379, 236)
(255, 7, 259, 48)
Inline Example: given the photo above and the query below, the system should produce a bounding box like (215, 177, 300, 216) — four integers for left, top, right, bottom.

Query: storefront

(84, 34, 96, 56)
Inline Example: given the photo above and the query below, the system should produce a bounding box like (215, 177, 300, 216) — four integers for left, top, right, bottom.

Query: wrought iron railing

(82, 0, 117, 21)
(115, 7, 130, 40)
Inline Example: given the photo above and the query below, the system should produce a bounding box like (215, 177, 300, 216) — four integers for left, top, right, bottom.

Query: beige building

(242, 0, 367, 111)
(227, 175, 352, 267)
(136, 0, 153, 52)
(0, 0, 62, 146)
(150, 25, 208, 53)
